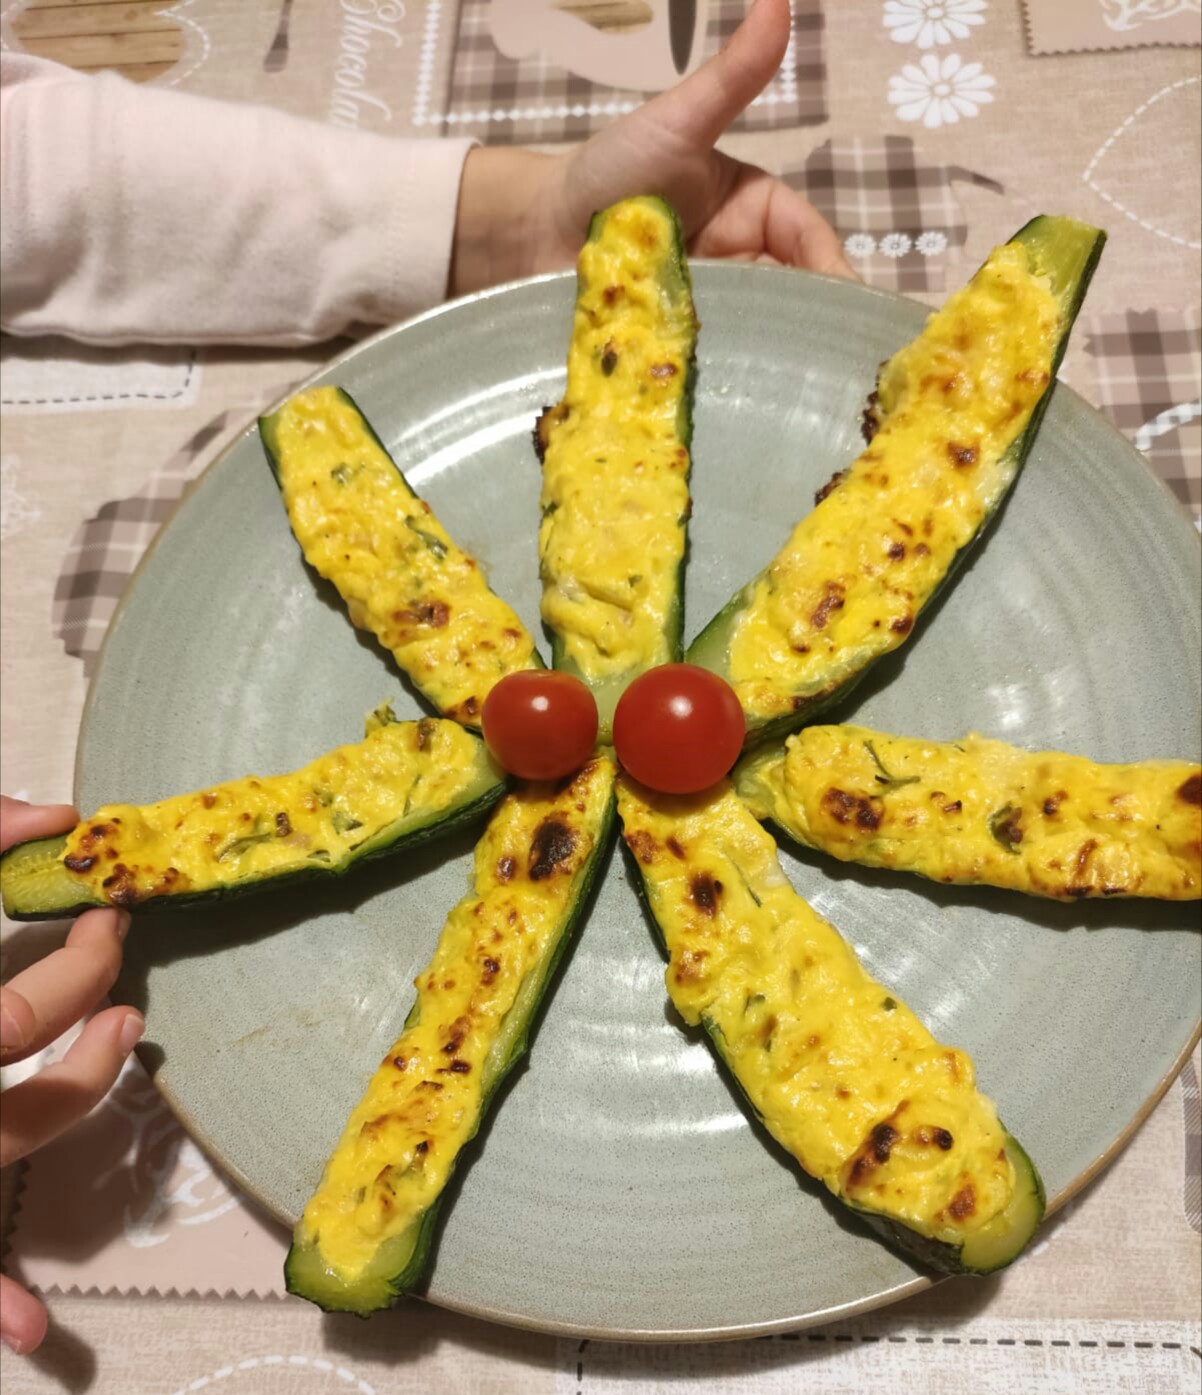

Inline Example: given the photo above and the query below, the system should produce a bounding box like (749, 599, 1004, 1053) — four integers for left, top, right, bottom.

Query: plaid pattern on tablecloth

(51, 404, 283, 674)
(1184, 1058, 1202, 1233)
(431, 0, 826, 144)
(786, 137, 1003, 293)
(1084, 309, 1202, 521)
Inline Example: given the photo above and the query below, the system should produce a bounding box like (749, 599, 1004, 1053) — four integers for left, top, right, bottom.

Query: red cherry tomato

(481, 671, 598, 781)
(613, 664, 745, 794)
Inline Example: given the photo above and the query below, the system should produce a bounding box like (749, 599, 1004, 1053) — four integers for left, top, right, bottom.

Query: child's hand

(450, 0, 852, 297)
(0, 796, 143, 1356)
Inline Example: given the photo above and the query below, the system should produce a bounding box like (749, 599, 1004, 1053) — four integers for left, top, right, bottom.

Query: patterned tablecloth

(2, 3, 1200, 1393)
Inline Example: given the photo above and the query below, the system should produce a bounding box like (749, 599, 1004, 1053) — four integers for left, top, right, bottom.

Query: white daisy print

(916, 229, 949, 255)
(888, 54, 995, 129)
(879, 233, 913, 258)
(844, 233, 877, 258)
(883, 0, 988, 49)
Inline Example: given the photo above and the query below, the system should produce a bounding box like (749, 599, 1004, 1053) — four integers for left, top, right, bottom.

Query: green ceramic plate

(87, 264, 1201, 1340)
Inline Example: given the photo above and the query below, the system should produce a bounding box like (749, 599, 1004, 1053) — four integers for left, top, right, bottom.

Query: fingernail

(1, 1329, 27, 1354)
(119, 1012, 145, 1055)
(0, 1001, 26, 1053)
(114, 910, 132, 942)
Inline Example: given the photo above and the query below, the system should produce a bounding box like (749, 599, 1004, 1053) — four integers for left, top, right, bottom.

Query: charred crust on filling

(533, 402, 568, 462)
(947, 1184, 977, 1220)
(847, 1122, 900, 1188)
(887, 540, 906, 560)
(101, 863, 141, 909)
(555, 759, 600, 799)
(811, 582, 846, 630)
(916, 1126, 955, 1150)
(689, 873, 722, 916)
(275, 812, 292, 838)
(436, 1059, 471, 1075)
(402, 599, 450, 628)
(1066, 839, 1099, 896)
(813, 470, 847, 506)
(861, 389, 881, 444)
(482, 956, 501, 984)
(871, 1122, 899, 1162)
(666, 837, 686, 859)
(64, 854, 97, 873)
(650, 361, 678, 380)
(624, 829, 658, 865)
(495, 855, 517, 883)
(529, 818, 577, 880)
(1178, 773, 1202, 806)
(673, 948, 708, 984)
(416, 718, 439, 750)
(947, 441, 979, 468)
(890, 614, 914, 635)
(822, 787, 883, 831)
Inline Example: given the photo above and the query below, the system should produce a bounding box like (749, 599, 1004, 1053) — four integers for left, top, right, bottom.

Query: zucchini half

(735, 726, 1202, 901)
(286, 755, 617, 1313)
(260, 386, 543, 729)
(0, 711, 504, 921)
(617, 774, 1044, 1275)
(535, 196, 697, 739)
(688, 216, 1106, 748)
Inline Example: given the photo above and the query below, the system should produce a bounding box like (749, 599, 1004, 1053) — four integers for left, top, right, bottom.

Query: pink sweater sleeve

(0, 55, 474, 347)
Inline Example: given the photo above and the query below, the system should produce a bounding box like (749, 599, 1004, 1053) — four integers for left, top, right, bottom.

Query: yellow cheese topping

(60, 716, 491, 908)
(538, 198, 694, 690)
(739, 726, 1202, 901)
(297, 756, 616, 1283)
(618, 775, 1016, 1245)
(728, 242, 1060, 723)
(270, 387, 537, 725)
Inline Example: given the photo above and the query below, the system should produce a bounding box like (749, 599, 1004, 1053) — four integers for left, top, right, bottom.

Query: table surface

(1, 3, 1200, 1393)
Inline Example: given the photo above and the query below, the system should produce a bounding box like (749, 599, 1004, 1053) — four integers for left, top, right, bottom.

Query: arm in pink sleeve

(0, 55, 474, 347)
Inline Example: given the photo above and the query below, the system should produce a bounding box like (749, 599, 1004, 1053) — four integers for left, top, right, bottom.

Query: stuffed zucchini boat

(688, 215, 1106, 746)
(735, 726, 1202, 901)
(535, 195, 697, 739)
(0, 709, 503, 920)
(286, 755, 617, 1313)
(618, 775, 1044, 1274)
(261, 386, 542, 728)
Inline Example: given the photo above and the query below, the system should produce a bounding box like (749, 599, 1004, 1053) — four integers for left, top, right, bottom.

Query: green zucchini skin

(687, 216, 1106, 750)
(259, 387, 545, 728)
(285, 770, 617, 1315)
(536, 195, 697, 736)
(0, 727, 506, 922)
(620, 823, 1043, 1277)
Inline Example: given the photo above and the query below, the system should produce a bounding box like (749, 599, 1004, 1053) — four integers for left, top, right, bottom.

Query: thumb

(0, 796, 79, 854)
(642, 0, 791, 149)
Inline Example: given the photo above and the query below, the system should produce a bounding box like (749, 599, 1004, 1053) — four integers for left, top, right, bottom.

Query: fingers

(689, 162, 856, 279)
(0, 1273, 48, 1356)
(0, 795, 79, 854)
(762, 178, 857, 279)
(0, 907, 131, 1064)
(640, 0, 792, 149)
(0, 1004, 143, 1166)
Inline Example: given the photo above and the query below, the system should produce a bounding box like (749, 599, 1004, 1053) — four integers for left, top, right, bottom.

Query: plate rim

(78, 261, 1202, 1342)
